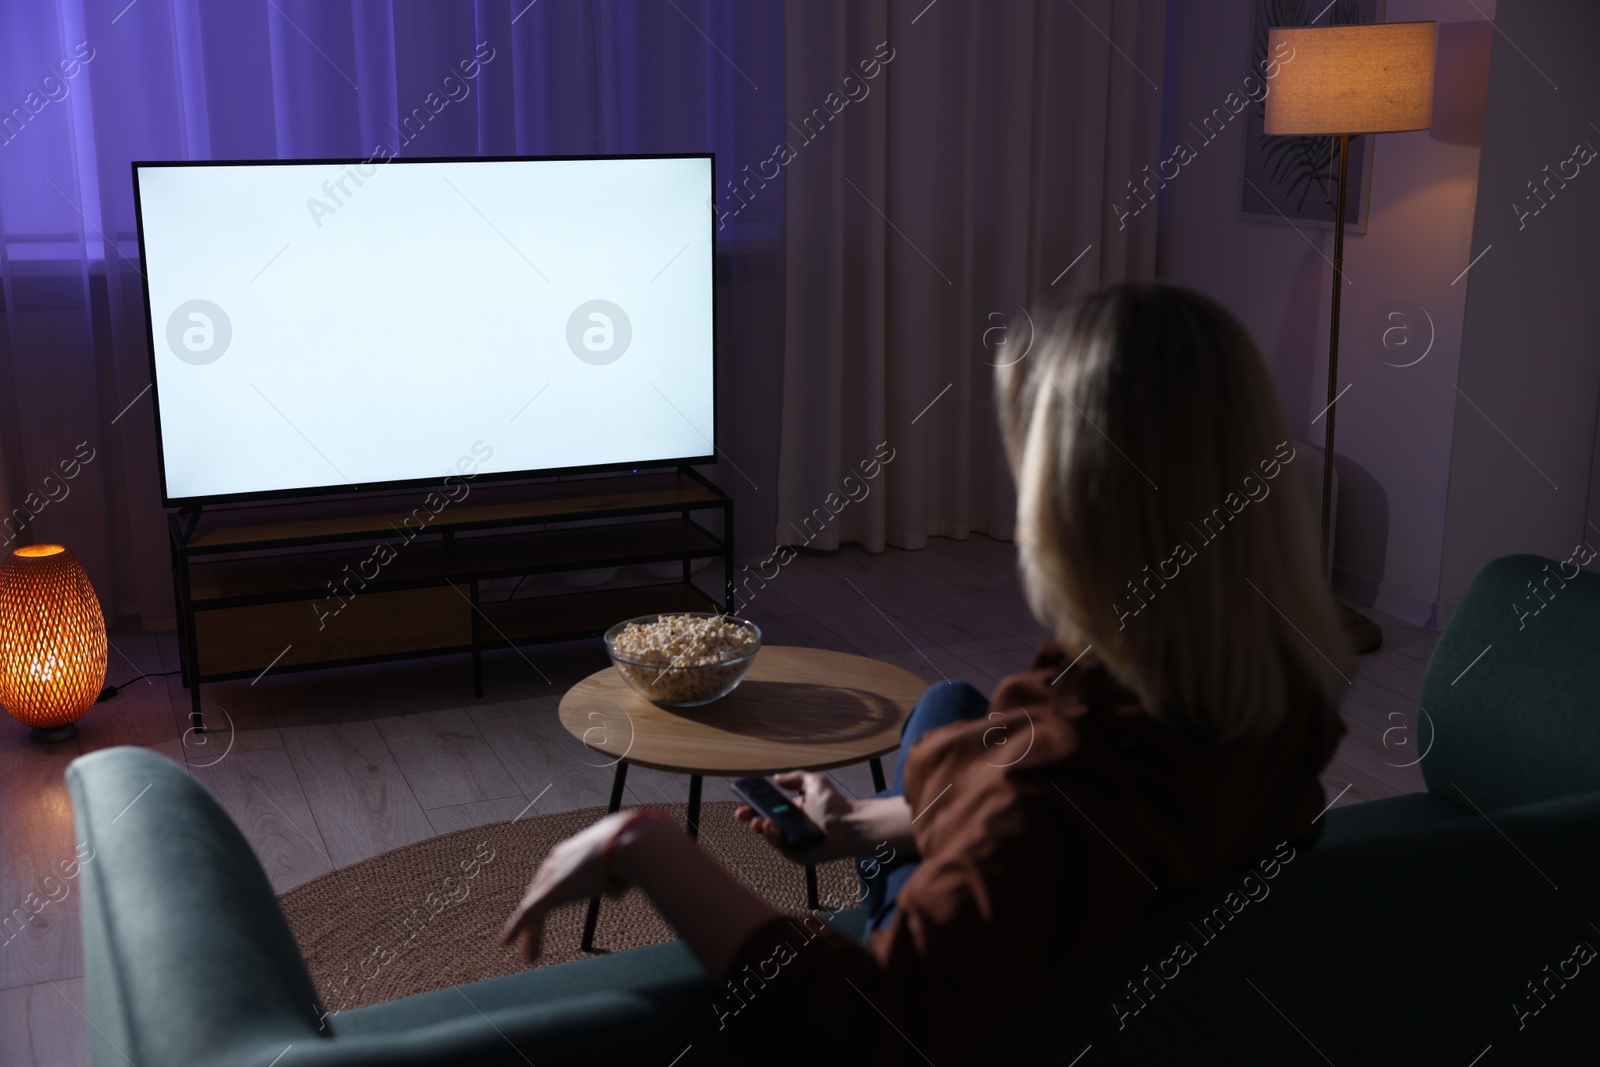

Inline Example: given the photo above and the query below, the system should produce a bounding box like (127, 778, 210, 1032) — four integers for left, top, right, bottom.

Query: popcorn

(609, 614, 757, 666)
(607, 614, 759, 705)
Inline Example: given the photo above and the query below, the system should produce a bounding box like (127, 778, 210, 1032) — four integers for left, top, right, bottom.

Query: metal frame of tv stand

(167, 466, 734, 733)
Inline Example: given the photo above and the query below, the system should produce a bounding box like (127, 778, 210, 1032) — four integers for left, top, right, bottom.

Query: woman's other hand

(499, 811, 664, 962)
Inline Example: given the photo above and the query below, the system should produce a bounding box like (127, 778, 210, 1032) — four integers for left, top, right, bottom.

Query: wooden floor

(0, 534, 1437, 1067)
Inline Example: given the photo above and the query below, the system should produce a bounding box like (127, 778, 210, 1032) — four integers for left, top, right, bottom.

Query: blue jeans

(857, 679, 990, 932)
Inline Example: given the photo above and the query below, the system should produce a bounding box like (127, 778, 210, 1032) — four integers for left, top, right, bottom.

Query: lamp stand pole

(1321, 133, 1382, 654)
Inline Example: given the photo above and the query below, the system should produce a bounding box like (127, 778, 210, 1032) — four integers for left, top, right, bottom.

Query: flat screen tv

(132, 154, 716, 506)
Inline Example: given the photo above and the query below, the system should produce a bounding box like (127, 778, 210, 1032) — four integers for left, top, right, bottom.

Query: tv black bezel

(131, 152, 719, 509)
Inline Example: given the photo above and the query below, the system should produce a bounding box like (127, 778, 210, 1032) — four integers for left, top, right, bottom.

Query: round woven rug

(279, 801, 861, 1014)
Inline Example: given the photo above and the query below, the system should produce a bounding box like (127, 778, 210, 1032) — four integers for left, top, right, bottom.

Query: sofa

(68, 554, 1600, 1065)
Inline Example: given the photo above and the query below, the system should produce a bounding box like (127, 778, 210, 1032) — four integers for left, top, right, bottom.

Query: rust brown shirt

(722, 642, 1347, 1065)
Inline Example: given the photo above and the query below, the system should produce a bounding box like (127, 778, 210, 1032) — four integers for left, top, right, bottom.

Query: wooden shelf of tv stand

(185, 519, 724, 604)
(191, 582, 719, 680)
(478, 582, 716, 644)
(169, 469, 733, 731)
(181, 471, 725, 553)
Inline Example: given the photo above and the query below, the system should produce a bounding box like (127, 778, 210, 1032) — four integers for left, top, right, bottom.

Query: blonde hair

(997, 283, 1352, 737)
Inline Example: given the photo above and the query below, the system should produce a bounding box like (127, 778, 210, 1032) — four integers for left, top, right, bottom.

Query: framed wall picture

(1240, 0, 1387, 232)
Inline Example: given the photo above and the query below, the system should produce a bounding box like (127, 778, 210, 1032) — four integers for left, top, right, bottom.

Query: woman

(500, 283, 1353, 1064)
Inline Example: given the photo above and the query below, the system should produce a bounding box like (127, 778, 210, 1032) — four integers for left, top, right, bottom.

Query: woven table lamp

(0, 544, 107, 742)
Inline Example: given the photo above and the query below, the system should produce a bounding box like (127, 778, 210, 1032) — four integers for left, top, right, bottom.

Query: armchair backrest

(1420, 552, 1600, 812)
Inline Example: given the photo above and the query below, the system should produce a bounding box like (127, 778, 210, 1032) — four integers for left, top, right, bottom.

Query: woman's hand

(499, 811, 658, 963)
(735, 771, 895, 864)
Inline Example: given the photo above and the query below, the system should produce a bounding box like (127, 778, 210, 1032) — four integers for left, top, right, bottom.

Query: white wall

(1157, 0, 1497, 627)
(1436, 0, 1600, 609)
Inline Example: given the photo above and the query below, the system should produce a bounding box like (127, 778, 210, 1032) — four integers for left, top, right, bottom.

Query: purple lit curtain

(0, 0, 784, 625)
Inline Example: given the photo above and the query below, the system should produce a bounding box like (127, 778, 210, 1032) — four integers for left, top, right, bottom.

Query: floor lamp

(1263, 21, 1437, 654)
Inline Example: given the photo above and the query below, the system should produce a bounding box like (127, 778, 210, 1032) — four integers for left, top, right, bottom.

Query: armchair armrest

(1421, 554, 1600, 811)
(66, 747, 773, 1066)
(67, 747, 327, 1066)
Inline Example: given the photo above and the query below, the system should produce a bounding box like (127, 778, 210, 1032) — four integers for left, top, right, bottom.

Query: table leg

(869, 757, 887, 793)
(469, 580, 483, 699)
(580, 760, 629, 953)
(805, 863, 819, 911)
(686, 775, 702, 841)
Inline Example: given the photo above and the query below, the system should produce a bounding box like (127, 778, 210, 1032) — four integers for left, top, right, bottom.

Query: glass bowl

(603, 612, 762, 708)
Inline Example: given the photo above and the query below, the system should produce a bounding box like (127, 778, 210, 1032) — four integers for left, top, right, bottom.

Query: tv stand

(167, 468, 732, 732)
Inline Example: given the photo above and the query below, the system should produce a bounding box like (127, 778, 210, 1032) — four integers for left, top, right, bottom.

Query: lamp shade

(1264, 22, 1436, 135)
(0, 544, 107, 738)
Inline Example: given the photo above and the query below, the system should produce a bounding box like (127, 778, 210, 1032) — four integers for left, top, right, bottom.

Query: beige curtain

(776, 0, 1166, 551)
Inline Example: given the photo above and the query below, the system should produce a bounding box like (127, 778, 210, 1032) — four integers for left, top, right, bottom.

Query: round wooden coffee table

(559, 645, 927, 950)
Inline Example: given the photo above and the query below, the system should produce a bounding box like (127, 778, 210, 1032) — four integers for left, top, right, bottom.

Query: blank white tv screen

(134, 155, 716, 504)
